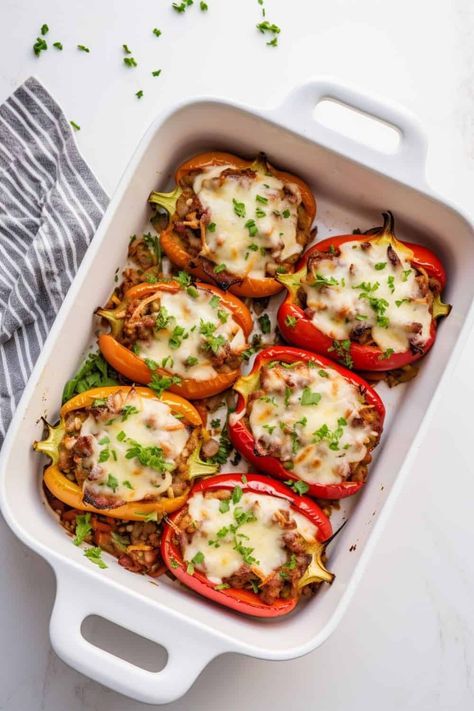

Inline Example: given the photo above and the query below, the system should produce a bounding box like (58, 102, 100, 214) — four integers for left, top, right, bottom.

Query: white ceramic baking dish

(1, 78, 474, 705)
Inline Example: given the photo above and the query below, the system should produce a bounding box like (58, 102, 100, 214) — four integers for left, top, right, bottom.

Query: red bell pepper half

(228, 346, 385, 500)
(276, 211, 451, 371)
(161, 473, 334, 618)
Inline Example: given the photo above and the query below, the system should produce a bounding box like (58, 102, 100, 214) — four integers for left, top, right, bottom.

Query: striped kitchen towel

(0, 77, 108, 444)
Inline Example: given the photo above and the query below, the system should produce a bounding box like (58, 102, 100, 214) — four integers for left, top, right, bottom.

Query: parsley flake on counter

(136, 90, 144, 99)
(124, 56, 138, 67)
(70, 120, 81, 131)
(200, 1, 208, 9)
(152, 69, 162, 77)
(258, 313, 271, 334)
(41, 24, 49, 35)
(122, 44, 132, 54)
(153, 28, 162, 37)
(77, 44, 90, 53)
(33, 37, 48, 56)
(53, 41, 63, 50)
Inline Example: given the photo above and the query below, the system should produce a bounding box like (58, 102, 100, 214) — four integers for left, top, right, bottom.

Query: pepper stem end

(33, 420, 65, 465)
(187, 445, 218, 480)
(298, 540, 335, 589)
(433, 294, 452, 319)
(148, 186, 183, 215)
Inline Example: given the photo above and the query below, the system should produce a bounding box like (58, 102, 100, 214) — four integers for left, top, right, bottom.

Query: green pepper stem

(276, 265, 307, 294)
(233, 370, 260, 400)
(432, 293, 452, 319)
(148, 186, 183, 215)
(297, 540, 335, 589)
(33, 420, 65, 465)
(96, 307, 124, 339)
(187, 444, 218, 480)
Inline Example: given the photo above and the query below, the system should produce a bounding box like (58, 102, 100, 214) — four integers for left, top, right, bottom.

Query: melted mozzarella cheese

(183, 491, 317, 584)
(137, 287, 246, 380)
(303, 240, 432, 353)
(80, 393, 190, 502)
(249, 363, 377, 485)
(193, 164, 303, 279)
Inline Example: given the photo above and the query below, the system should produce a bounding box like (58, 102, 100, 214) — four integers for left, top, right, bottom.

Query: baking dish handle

(270, 78, 428, 189)
(49, 568, 227, 704)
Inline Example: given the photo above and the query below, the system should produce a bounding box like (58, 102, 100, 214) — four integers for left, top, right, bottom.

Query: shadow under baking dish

(2, 98, 473, 661)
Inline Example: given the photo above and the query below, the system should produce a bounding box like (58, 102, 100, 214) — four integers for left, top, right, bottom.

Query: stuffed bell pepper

(148, 152, 316, 297)
(161, 473, 334, 617)
(228, 346, 385, 499)
(97, 276, 253, 400)
(277, 212, 451, 371)
(34, 385, 217, 521)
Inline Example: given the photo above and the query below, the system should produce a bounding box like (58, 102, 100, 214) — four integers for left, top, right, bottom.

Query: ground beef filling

(45, 489, 165, 577)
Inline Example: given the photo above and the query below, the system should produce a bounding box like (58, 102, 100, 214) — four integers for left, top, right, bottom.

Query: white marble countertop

(1, 1, 474, 709)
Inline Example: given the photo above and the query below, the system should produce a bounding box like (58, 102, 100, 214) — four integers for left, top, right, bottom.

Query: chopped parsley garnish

(169, 557, 179, 569)
(215, 583, 230, 590)
(328, 339, 353, 369)
(284, 479, 309, 495)
(284, 386, 291, 407)
(116, 431, 126, 442)
(152, 68, 162, 77)
(232, 485, 243, 504)
(136, 90, 144, 99)
(379, 348, 394, 360)
(262, 424, 275, 435)
(245, 219, 258, 237)
(125, 441, 173, 473)
(217, 309, 229, 323)
(402, 269, 412, 282)
(256, 207, 266, 218)
(300, 388, 321, 406)
(173, 0, 193, 12)
(214, 263, 227, 274)
(33, 37, 48, 56)
(209, 294, 220, 308)
(374, 262, 387, 270)
(395, 298, 410, 307)
(84, 547, 108, 569)
(149, 372, 182, 395)
(121, 405, 139, 421)
(186, 550, 204, 575)
(285, 315, 297, 328)
(387, 276, 395, 294)
(207, 222, 216, 232)
(145, 358, 159, 372)
(204, 334, 226, 354)
(318, 369, 329, 378)
(267, 37, 278, 47)
(73, 513, 92, 546)
(169, 325, 188, 349)
(282, 208, 290, 218)
(187, 285, 199, 298)
(98, 436, 110, 445)
(70, 120, 81, 131)
(232, 199, 246, 218)
(210, 418, 221, 429)
(122, 44, 131, 54)
(219, 499, 230, 514)
(41, 24, 49, 35)
(176, 270, 192, 287)
(256, 194, 268, 205)
(258, 313, 271, 334)
(153, 28, 162, 37)
(185, 355, 198, 367)
(106, 474, 119, 492)
(312, 273, 339, 288)
(313, 417, 347, 451)
(200, 1, 208, 9)
(92, 398, 108, 407)
(77, 44, 90, 52)
(123, 57, 138, 67)
(256, 20, 281, 34)
(155, 305, 172, 330)
(53, 42, 63, 50)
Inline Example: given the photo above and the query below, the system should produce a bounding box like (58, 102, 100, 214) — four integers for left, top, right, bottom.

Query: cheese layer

(137, 287, 246, 380)
(183, 490, 317, 584)
(302, 239, 432, 354)
(249, 362, 377, 485)
(80, 392, 190, 502)
(193, 164, 303, 279)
